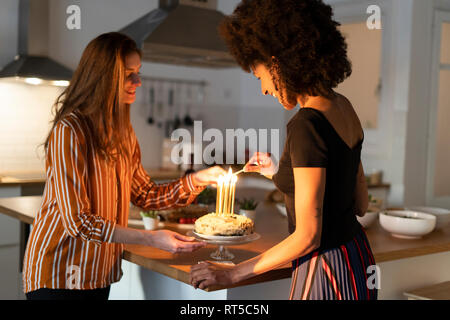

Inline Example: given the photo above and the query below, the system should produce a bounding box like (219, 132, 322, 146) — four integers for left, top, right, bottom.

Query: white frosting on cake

(194, 213, 254, 236)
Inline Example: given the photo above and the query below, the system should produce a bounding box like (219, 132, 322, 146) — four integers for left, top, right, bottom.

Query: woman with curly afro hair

(190, 0, 378, 300)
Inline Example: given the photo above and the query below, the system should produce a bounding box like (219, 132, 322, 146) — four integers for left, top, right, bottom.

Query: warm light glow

(52, 80, 70, 87)
(215, 168, 238, 215)
(1, 77, 70, 87)
(25, 78, 43, 85)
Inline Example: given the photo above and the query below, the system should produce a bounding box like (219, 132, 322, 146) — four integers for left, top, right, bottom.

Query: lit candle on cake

(215, 168, 237, 215)
(223, 172, 230, 214)
(216, 176, 223, 214)
(230, 174, 237, 215)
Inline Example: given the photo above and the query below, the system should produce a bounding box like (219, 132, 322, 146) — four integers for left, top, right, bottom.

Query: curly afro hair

(219, 0, 352, 98)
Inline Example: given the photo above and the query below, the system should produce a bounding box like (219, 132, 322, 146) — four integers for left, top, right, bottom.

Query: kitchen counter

(0, 172, 47, 186)
(1, 194, 450, 293)
(0, 169, 391, 191)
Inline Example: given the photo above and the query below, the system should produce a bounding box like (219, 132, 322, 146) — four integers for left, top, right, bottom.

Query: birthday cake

(194, 213, 254, 236)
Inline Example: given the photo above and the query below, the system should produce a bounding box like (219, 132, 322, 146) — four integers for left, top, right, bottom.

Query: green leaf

(237, 197, 258, 210)
(140, 211, 158, 219)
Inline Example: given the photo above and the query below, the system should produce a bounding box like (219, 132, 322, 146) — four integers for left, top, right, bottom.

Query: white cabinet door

(0, 245, 21, 299)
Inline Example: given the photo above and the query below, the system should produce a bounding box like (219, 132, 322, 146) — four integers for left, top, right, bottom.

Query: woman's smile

(122, 51, 142, 104)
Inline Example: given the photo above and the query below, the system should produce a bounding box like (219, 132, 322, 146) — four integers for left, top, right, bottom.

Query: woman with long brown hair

(190, 0, 377, 300)
(23, 32, 224, 300)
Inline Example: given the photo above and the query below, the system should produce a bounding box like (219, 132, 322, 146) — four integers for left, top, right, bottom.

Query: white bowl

(357, 211, 379, 229)
(407, 206, 450, 229)
(379, 210, 436, 239)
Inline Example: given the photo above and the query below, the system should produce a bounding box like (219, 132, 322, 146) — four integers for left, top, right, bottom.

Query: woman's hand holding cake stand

(190, 261, 237, 289)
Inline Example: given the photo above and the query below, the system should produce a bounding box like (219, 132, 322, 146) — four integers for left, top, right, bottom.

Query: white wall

(0, 81, 63, 173)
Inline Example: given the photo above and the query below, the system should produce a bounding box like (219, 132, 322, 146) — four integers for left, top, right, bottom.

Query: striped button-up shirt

(23, 112, 204, 293)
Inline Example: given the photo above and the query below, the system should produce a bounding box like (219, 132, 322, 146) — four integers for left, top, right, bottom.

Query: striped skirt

(289, 227, 378, 300)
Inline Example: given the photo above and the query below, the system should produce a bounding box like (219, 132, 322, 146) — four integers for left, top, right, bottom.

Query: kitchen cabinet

(0, 245, 22, 299)
(0, 176, 44, 300)
(0, 212, 22, 299)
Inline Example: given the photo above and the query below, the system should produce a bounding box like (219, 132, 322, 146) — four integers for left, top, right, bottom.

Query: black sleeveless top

(272, 107, 363, 251)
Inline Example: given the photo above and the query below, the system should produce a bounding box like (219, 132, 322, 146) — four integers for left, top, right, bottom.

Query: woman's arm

(130, 139, 225, 211)
(129, 131, 202, 210)
(111, 225, 206, 253)
(354, 161, 369, 217)
(190, 167, 325, 288)
(231, 167, 325, 283)
(51, 122, 116, 245)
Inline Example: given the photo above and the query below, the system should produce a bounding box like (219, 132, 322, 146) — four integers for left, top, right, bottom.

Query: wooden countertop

(1, 194, 449, 292)
(0, 172, 47, 186)
(0, 169, 391, 192)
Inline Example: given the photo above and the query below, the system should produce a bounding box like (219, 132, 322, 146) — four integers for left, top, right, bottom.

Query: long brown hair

(43, 32, 141, 164)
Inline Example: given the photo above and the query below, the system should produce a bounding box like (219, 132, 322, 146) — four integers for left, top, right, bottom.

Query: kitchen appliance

(0, 0, 73, 84)
(119, 0, 236, 68)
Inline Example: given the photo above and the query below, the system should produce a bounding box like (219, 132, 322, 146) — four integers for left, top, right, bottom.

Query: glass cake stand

(187, 231, 261, 261)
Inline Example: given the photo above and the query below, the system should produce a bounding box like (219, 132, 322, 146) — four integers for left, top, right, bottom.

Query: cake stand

(187, 231, 261, 261)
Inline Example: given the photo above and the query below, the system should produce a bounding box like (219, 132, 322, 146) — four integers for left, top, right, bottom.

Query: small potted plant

(140, 210, 159, 230)
(237, 198, 258, 221)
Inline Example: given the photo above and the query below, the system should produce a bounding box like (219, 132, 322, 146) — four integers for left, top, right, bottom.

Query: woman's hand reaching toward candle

(244, 152, 278, 179)
(192, 166, 227, 187)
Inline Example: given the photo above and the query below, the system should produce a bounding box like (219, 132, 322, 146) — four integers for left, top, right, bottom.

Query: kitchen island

(1, 191, 449, 299)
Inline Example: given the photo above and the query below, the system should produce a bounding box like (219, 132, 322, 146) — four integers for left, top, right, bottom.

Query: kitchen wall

(0, 81, 63, 173)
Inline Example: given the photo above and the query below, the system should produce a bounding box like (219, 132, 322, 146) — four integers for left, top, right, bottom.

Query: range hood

(0, 0, 72, 84)
(119, 0, 237, 68)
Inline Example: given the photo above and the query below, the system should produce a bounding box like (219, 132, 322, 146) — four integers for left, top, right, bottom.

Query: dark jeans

(26, 286, 110, 300)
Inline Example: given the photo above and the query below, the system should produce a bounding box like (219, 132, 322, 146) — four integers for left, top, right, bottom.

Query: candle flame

(216, 167, 238, 216)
